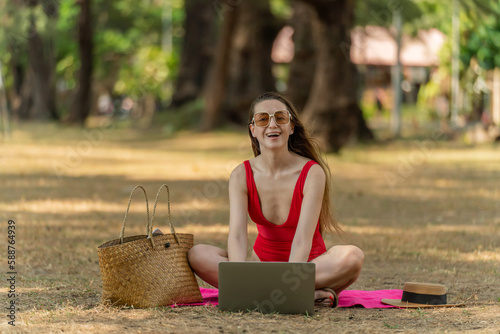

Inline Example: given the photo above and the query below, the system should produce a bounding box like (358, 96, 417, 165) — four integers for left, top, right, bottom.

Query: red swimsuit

(244, 160, 327, 262)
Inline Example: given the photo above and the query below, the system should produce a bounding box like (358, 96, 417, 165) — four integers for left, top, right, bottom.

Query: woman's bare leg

(188, 244, 228, 288)
(311, 245, 364, 300)
(189, 243, 363, 300)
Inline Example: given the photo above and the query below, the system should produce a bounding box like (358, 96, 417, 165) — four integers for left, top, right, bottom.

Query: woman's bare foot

(314, 288, 338, 308)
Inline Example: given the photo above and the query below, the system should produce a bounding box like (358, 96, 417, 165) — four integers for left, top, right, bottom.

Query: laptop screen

(218, 262, 315, 314)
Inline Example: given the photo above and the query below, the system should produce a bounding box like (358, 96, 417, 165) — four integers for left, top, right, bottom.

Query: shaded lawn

(0, 122, 499, 333)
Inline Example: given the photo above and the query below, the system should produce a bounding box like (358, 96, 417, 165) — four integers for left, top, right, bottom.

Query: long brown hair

(248, 92, 342, 236)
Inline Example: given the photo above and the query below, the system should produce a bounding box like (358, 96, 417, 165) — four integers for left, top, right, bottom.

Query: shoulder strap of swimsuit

(298, 160, 319, 197)
(243, 160, 257, 203)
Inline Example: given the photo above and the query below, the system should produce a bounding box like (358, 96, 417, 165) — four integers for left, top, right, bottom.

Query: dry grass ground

(0, 121, 499, 333)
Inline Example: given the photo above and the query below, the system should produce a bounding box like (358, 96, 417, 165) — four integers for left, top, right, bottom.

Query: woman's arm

(289, 164, 326, 262)
(227, 163, 249, 262)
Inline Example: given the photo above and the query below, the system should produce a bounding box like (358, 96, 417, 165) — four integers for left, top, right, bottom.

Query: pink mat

(173, 288, 403, 308)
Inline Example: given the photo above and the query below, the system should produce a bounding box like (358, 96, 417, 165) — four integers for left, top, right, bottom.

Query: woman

(188, 92, 364, 307)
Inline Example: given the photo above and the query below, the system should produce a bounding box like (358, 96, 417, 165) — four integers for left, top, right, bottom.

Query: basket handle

(119, 185, 150, 245)
(151, 184, 180, 245)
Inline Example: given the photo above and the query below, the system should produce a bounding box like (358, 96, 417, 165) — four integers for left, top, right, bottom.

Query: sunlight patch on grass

(178, 223, 258, 235)
(0, 287, 49, 295)
(334, 146, 500, 165)
(426, 225, 498, 233)
(1, 141, 242, 180)
(373, 184, 498, 202)
(345, 226, 405, 235)
(172, 201, 228, 212)
(346, 224, 497, 237)
(460, 250, 499, 262)
(157, 130, 251, 152)
(0, 199, 125, 214)
(427, 150, 500, 163)
(2, 177, 61, 189)
(425, 248, 500, 263)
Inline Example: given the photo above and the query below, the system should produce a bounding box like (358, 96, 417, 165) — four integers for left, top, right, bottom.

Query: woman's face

(249, 99, 294, 150)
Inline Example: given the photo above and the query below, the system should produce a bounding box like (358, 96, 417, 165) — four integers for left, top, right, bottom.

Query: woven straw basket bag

(98, 184, 203, 308)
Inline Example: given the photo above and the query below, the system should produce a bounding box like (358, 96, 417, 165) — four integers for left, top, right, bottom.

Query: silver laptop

(218, 262, 315, 314)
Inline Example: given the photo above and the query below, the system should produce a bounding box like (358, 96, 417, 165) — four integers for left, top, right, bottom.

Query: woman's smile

(265, 131, 282, 139)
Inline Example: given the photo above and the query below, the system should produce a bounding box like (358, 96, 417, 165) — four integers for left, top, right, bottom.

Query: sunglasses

(252, 110, 292, 128)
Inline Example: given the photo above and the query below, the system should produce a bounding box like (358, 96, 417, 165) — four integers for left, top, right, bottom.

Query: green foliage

(0, 3, 36, 88)
(414, 0, 500, 71)
(414, 0, 500, 117)
(409, 0, 453, 34)
(1, 1, 69, 91)
(1, 0, 185, 105)
(417, 68, 445, 113)
(360, 100, 379, 120)
(91, 0, 185, 101)
(115, 45, 177, 100)
(461, 2, 500, 70)
(355, 0, 423, 28)
(55, 0, 79, 90)
(411, 0, 500, 34)
(270, 0, 292, 20)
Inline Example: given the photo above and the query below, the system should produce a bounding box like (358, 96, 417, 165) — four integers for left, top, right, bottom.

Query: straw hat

(381, 282, 465, 308)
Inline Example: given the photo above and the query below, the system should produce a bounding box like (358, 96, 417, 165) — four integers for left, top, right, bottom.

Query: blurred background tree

(413, 0, 500, 125)
(0, 0, 499, 149)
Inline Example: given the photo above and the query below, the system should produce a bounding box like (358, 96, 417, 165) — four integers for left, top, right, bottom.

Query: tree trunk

(9, 45, 24, 113)
(15, 69, 33, 120)
(352, 63, 375, 141)
(201, 3, 239, 131)
(284, 1, 316, 111)
(224, 0, 279, 124)
(170, 0, 216, 108)
(16, 0, 58, 120)
(301, 0, 373, 152)
(202, 1, 281, 129)
(65, 0, 93, 125)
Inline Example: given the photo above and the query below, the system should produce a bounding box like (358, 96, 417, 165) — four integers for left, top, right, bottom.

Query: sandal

(314, 288, 339, 308)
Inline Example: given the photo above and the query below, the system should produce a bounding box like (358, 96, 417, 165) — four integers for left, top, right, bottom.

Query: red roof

(272, 25, 446, 67)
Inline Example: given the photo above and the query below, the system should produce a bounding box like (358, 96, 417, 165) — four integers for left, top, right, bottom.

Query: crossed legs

(188, 244, 364, 297)
(311, 245, 364, 302)
(188, 245, 228, 287)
